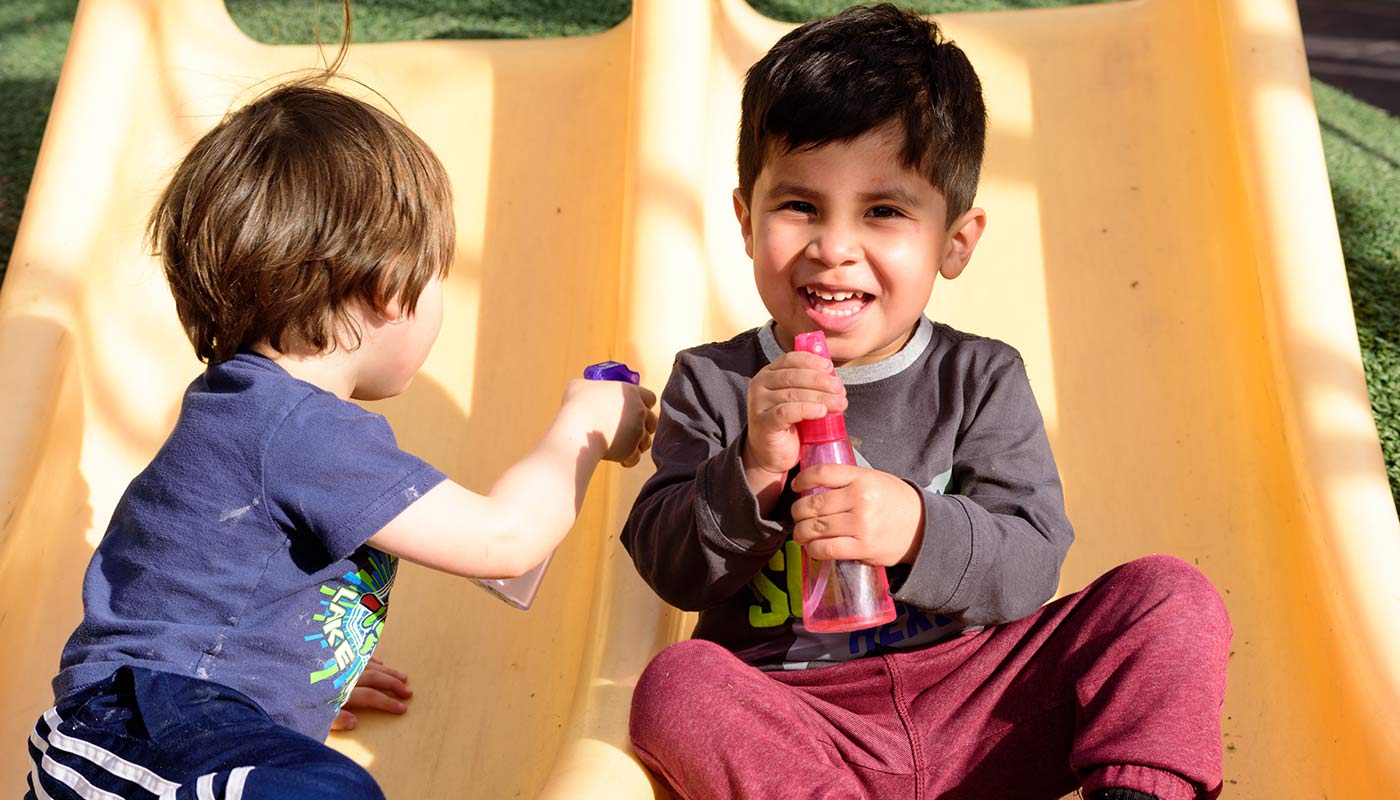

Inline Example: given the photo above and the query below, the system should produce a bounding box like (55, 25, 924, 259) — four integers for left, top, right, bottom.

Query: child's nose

(805, 222, 862, 267)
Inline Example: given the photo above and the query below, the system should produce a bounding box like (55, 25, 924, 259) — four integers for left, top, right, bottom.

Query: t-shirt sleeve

(263, 392, 447, 561)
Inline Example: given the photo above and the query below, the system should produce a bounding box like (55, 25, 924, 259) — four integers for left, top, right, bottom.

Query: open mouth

(801, 285, 874, 323)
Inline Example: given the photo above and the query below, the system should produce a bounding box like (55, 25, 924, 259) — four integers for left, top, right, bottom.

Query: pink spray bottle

(793, 331, 898, 633)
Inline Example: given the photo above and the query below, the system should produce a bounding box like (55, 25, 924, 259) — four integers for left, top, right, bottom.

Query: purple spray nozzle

(584, 360, 640, 384)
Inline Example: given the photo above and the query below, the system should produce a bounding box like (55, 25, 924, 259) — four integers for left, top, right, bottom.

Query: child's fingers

(345, 686, 408, 715)
(792, 510, 861, 545)
(755, 386, 847, 415)
(754, 401, 833, 433)
(789, 487, 856, 524)
(790, 463, 861, 495)
(801, 535, 865, 562)
(363, 659, 409, 683)
(355, 667, 413, 698)
(770, 351, 836, 374)
(637, 385, 658, 408)
(376, 663, 410, 682)
(755, 363, 844, 396)
(331, 710, 358, 731)
(628, 427, 652, 463)
(751, 364, 845, 418)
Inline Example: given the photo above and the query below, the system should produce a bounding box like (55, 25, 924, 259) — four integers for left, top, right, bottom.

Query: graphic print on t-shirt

(746, 446, 959, 667)
(304, 548, 397, 710)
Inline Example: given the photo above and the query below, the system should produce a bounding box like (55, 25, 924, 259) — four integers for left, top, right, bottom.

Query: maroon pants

(630, 556, 1231, 800)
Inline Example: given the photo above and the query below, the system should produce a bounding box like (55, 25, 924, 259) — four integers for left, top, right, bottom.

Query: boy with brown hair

(25, 78, 657, 800)
(624, 5, 1231, 799)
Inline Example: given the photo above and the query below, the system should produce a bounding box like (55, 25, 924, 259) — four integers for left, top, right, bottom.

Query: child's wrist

(740, 438, 786, 484)
(741, 437, 788, 515)
(552, 405, 608, 460)
(896, 480, 926, 564)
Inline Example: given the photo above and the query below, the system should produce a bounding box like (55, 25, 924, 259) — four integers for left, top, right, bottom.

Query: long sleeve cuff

(695, 425, 789, 557)
(891, 488, 976, 612)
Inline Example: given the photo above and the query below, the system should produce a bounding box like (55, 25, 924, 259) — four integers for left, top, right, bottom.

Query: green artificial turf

(224, 0, 629, 42)
(1314, 80, 1400, 509)
(749, 0, 1112, 19)
(0, 1, 77, 287)
(0, 0, 1395, 514)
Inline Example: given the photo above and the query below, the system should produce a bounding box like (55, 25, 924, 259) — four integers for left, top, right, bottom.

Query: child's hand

(561, 379, 658, 467)
(331, 656, 413, 731)
(789, 464, 924, 567)
(743, 351, 847, 489)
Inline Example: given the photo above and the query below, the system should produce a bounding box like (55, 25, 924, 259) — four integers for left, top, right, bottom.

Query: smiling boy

(622, 5, 1231, 799)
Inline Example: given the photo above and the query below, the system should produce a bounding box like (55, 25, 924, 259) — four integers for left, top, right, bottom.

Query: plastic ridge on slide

(1, 0, 1397, 796)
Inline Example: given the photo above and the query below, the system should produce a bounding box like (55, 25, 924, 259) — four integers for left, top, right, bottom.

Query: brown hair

(737, 4, 986, 226)
(148, 76, 455, 363)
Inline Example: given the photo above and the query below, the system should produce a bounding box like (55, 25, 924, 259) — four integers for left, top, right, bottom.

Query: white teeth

(802, 286, 861, 316)
(806, 288, 866, 302)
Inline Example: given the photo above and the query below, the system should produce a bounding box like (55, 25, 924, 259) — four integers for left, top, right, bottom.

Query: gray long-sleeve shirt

(621, 317, 1074, 669)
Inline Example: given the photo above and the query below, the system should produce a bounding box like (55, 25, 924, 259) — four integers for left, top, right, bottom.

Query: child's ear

(939, 207, 987, 281)
(376, 299, 405, 323)
(363, 293, 406, 329)
(732, 188, 754, 259)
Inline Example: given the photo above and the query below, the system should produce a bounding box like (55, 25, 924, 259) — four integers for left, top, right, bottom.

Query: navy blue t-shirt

(53, 352, 446, 739)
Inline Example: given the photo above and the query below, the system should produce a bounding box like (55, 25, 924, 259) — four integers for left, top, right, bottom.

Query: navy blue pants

(25, 666, 384, 800)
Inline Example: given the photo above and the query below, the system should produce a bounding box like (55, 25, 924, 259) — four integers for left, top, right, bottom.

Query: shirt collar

(757, 316, 934, 385)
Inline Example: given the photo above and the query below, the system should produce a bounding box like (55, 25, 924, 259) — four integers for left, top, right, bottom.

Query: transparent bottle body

(470, 362, 639, 611)
(472, 554, 550, 610)
(798, 439, 898, 632)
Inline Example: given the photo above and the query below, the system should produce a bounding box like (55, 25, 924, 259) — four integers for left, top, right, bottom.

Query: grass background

(1, 0, 1396, 514)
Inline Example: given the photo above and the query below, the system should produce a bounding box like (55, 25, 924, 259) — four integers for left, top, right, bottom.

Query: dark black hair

(738, 3, 987, 225)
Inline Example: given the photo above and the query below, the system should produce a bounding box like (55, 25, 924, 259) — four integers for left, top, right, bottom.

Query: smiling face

(735, 123, 985, 367)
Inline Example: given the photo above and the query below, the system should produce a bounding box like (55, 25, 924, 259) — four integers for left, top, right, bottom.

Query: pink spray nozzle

(792, 331, 848, 444)
(793, 331, 834, 373)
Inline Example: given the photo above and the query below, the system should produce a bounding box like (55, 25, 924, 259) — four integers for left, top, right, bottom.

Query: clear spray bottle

(793, 331, 898, 633)
(471, 360, 640, 610)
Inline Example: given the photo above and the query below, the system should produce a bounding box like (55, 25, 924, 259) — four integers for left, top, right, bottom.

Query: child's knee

(1108, 555, 1232, 640)
(632, 639, 736, 711)
(630, 640, 740, 745)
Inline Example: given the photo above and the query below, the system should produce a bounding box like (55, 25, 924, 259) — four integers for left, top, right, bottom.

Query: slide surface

(2, 0, 1397, 796)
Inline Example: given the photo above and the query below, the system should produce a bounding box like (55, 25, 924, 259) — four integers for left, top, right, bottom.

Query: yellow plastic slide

(3, 0, 1397, 795)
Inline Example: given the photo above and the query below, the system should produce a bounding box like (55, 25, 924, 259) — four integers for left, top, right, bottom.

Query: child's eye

(867, 206, 904, 219)
(781, 201, 817, 215)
